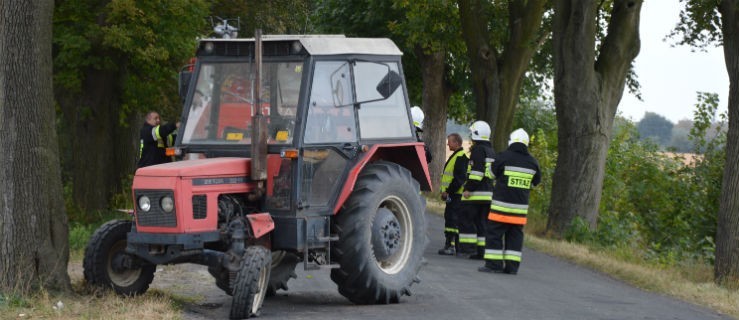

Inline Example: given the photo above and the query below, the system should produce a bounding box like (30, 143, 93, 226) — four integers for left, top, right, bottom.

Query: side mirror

(376, 70, 402, 99)
(178, 71, 192, 103)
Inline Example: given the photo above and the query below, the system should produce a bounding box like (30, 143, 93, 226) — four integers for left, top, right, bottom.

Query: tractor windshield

(181, 61, 302, 146)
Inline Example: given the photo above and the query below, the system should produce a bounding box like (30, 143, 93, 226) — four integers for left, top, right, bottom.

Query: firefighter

(479, 128, 541, 275)
(438, 133, 469, 255)
(411, 106, 432, 163)
(138, 111, 179, 168)
(459, 120, 495, 259)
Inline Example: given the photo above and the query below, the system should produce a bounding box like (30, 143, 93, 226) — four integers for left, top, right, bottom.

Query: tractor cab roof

(196, 35, 403, 57)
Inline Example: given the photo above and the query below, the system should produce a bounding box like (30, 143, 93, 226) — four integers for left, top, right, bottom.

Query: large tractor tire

(266, 251, 299, 297)
(230, 245, 272, 319)
(330, 161, 428, 304)
(83, 220, 155, 296)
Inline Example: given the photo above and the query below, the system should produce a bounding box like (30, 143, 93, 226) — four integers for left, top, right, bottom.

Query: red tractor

(84, 33, 431, 319)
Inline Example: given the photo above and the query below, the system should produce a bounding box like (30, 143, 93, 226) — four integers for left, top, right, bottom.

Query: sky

(617, 1, 729, 124)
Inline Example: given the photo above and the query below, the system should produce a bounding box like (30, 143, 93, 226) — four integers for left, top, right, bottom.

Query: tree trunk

(0, 0, 71, 293)
(715, 0, 739, 286)
(547, 0, 641, 234)
(457, 0, 546, 151)
(57, 67, 137, 215)
(416, 47, 452, 189)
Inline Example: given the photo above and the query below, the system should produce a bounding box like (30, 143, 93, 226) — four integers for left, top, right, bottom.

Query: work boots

(437, 245, 456, 255)
(438, 235, 457, 255)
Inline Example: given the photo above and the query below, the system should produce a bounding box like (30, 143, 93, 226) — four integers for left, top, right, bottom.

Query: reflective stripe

(503, 250, 522, 262)
(477, 236, 486, 246)
(504, 166, 536, 175)
(484, 249, 504, 260)
(444, 227, 459, 234)
(490, 200, 529, 214)
(462, 191, 493, 202)
(488, 212, 527, 225)
(504, 170, 534, 179)
(459, 233, 477, 244)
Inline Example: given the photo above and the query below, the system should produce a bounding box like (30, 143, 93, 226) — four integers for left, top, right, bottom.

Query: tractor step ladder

(303, 216, 340, 270)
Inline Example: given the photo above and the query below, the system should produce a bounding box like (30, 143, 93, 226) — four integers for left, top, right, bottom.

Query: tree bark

(547, 0, 641, 234)
(457, 0, 546, 151)
(0, 0, 71, 293)
(715, 0, 739, 286)
(57, 68, 138, 215)
(416, 46, 452, 188)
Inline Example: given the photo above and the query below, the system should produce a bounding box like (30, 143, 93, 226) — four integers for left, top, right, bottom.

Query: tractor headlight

(160, 196, 174, 213)
(138, 195, 151, 212)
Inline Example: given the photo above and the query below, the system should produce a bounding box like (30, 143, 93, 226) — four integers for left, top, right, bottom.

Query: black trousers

(442, 194, 462, 247)
(458, 202, 489, 253)
(484, 220, 524, 273)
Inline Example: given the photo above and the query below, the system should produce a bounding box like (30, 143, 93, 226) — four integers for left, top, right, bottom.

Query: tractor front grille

(193, 195, 207, 220)
(135, 190, 177, 227)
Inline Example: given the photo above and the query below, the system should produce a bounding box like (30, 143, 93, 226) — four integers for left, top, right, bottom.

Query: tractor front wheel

(330, 161, 428, 304)
(230, 245, 272, 319)
(83, 220, 155, 296)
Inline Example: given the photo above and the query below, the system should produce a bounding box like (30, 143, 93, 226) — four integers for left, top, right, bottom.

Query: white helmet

(508, 128, 529, 146)
(469, 120, 491, 141)
(411, 106, 424, 129)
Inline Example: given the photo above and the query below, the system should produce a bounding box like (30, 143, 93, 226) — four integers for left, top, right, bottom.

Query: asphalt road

(167, 211, 732, 320)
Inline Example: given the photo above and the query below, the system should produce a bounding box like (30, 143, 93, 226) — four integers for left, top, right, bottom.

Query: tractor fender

(333, 142, 432, 214)
(246, 213, 275, 238)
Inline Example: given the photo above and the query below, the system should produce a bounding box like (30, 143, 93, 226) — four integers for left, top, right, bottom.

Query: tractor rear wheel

(83, 220, 155, 296)
(266, 250, 299, 296)
(330, 161, 428, 304)
(230, 245, 271, 319)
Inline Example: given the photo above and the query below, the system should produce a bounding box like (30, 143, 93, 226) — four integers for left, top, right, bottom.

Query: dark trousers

(484, 220, 524, 273)
(442, 194, 462, 247)
(458, 202, 489, 254)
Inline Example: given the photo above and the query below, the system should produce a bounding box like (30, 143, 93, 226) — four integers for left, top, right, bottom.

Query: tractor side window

(356, 62, 412, 139)
(304, 61, 357, 144)
(300, 148, 346, 208)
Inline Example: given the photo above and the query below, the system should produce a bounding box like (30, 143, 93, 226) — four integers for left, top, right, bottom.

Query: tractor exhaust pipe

(251, 29, 268, 189)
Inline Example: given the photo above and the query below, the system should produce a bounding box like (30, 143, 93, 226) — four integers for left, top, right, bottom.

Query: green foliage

(637, 111, 674, 146)
(53, 0, 209, 121)
(667, 0, 722, 50)
(209, 0, 314, 36)
(530, 93, 725, 266)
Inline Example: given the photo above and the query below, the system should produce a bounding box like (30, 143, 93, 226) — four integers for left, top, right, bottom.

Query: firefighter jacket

(138, 122, 177, 168)
(440, 148, 468, 195)
(488, 142, 541, 225)
(462, 140, 494, 203)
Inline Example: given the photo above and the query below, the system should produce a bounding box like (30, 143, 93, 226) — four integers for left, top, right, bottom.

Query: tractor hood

(135, 158, 249, 178)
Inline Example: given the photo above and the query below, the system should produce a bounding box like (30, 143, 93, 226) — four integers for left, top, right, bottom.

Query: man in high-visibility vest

(138, 111, 179, 168)
(459, 121, 495, 259)
(479, 128, 541, 274)
(438, 133, 468, 255)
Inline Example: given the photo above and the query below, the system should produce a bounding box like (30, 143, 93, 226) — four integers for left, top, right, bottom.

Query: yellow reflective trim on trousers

(444, 227, 459, 233)
(459, 233, 477, 243)
(491, 204, 528, 214)
(463, 193, 493, 201)
(484, 253, 504, 260)
(504, 254, 522, 262)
